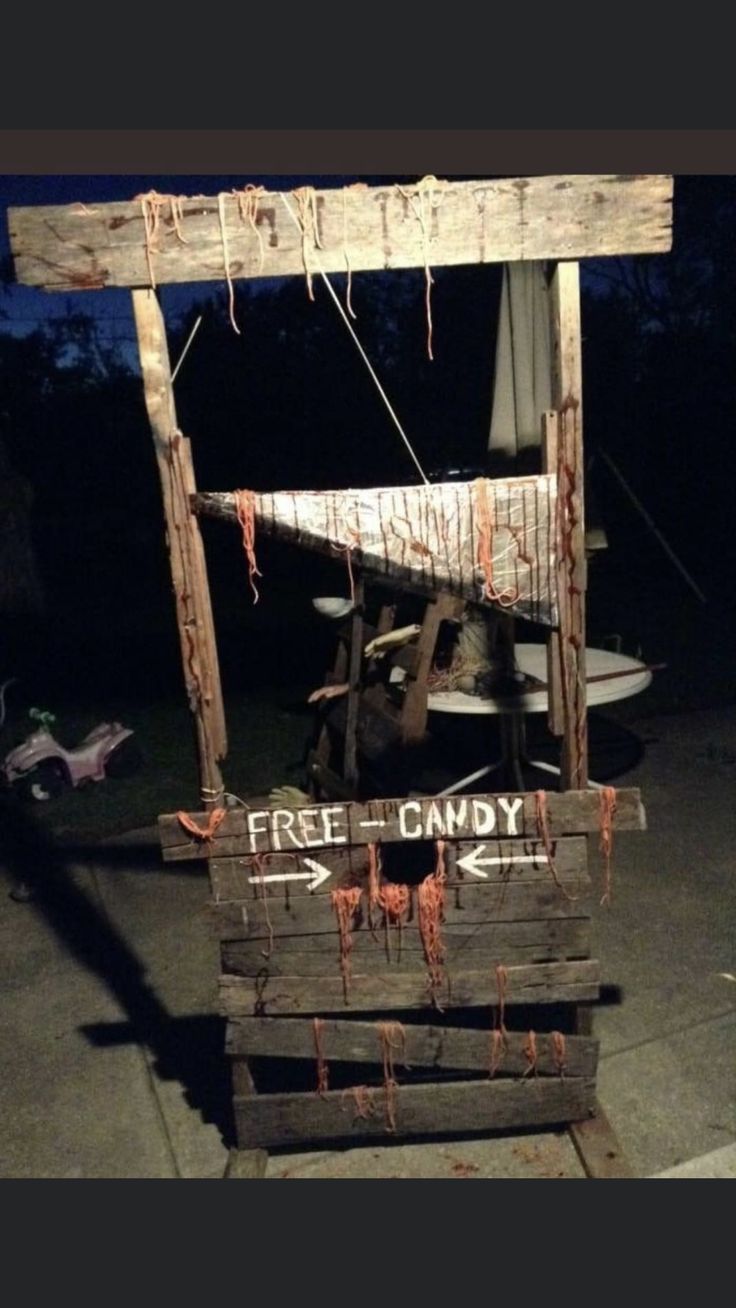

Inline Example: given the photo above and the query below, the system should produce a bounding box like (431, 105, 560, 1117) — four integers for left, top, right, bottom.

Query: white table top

(426, 644, 652, 716)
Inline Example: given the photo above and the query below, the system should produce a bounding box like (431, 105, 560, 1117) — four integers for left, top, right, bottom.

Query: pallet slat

(234, 1075, 597, 1149)
(220, 958, 600, 1016)
(159, 788, 645, 860)
(221, 917, 591, 973)
(227, 1017, 599, 1077)
(214, 876, 592, 942)
(209, 835, 588, 902)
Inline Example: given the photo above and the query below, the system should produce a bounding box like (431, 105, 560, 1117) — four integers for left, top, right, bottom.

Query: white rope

(279, 191, 429, 486)
(171, 315, 202, 383)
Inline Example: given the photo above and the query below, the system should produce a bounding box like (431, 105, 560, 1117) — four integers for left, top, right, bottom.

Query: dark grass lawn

(1, 687, 313, 843)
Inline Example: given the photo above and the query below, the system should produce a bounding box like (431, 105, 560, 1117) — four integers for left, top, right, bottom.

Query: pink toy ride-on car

(3, 708, 140, 801)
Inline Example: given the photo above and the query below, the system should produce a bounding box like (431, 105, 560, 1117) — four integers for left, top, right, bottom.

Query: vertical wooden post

(132, 289, 227, 807)
(549, 263, 588, 789)
(343, 574, 365, 788)
(401, 592, 465, 743)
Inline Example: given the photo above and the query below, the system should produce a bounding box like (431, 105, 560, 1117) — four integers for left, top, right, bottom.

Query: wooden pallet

(159, 786, 645, 1171)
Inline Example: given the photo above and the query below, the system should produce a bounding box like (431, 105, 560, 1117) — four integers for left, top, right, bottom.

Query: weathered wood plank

(401, 592, 466, 742)
(568, 1101, 635, 1178)
(549, 263, 588, 787)
(226, 1017, 599, 1077)
(216, 915, 590, 962)
(234, 1075, 597, 1148)
(132, 288, 226, 805)
(218, 876, 592, 941)
(209, 835, 588, 901)
(159, 787, 645, 860)
(219, 959, 600, 1015)
(9, 176, 673, 292)
(343, 576, 364, 786)
(221, 915, 591, 973)
(229, 1058, 269, 1170)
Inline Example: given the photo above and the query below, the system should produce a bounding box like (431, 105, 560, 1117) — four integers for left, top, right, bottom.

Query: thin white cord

(171, 315, 203, 383)
(279, 191, 429, 486)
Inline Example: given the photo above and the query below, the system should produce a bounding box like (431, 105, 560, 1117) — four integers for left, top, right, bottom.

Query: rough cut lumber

(229, 1058, 268, 1172)
(219, 958, 600, 1015)
(549, 264, 588, 787)
(234, 1075, 597, 1148)
(8, 175, 673, 292)
(208, 835, 587, 901)
(216, 914, 590, 960)
(158, 787, 645, 860)
(226, 1017, 599, 1077)
(219, 877, 592, 941)
(401, 592, 466, 741)
(568, 1100, 635, 1178)
(132, 289, 226, 804)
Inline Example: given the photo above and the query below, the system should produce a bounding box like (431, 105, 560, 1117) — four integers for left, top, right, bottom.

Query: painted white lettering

(425, 801, 446, 838)
(321, 806, 347, 845)
(247, 810, 269, 854)
(398, 800, 423, 839)
(298, 809, 324, 848)
(471, 799, 496, 836)
(498, 796, 523, 836)
(445, 799, 468, 836)
(271, 809, 303, 851)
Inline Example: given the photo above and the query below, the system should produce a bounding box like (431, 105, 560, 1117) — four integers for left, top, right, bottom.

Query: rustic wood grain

(220, 914, 592, 973)
(218, 876, 592, 942)
(208, 835, 588, 902)
(401, 592, 466, 742)
(549, 263, 588, 787)
(219, 958, 600, 1015)
(132, 289, 226, 805)
(234, 1075, 597, 1148)
(158, 787, 645, 860)
(226, 1017, 599, 1077)
(568, 1100, 635, 1178)
(216, 914, 591, 960)
(9, 176, 672, 291)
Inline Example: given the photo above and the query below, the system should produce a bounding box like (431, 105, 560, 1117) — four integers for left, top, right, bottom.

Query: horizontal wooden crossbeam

(220, 958, 600, 1016)
(8, 175, 673, 292)
(226, 1016, 599, 1077)
(234, 1075, 597, 1148)
(159, 787, 645, 860)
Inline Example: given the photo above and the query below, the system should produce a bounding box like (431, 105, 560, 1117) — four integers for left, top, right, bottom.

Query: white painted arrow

(456, 846, 548, 879)
(248, 858, 332, 892)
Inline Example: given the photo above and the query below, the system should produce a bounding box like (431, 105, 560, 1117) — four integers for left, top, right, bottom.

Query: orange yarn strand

(331, 886, 363, 1003)
(551, 1031, 567, 1079)
(313, 1017, 329, 1097)
(473, 478, 518, 607)
(522, 1030, 538, 1077)
(599, 786, 618, 906)
(234, 489, 262, 603)
(489, 1027, 506, 1079)
(534, 790, 577, 901)
(417, 840, 447, 1008)
(176, 807, 226, 842)
(378, 1021, 406, 1133)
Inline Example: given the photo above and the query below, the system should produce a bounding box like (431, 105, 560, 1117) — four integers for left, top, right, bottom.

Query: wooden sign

(8, 175, 673, 293)
(159, 787, 645, 862)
